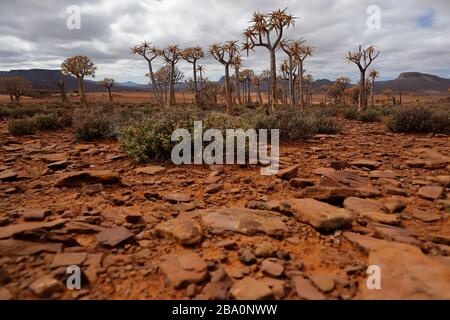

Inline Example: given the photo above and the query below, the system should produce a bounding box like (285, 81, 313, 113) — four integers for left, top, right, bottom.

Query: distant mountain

(116, 81, 148, 89)
(0, 69, 449, 94)
(374, 72, 450, 93)
(0, 69, 151, 92)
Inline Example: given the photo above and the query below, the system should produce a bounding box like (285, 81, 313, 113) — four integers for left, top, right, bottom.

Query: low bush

(8, 117, 36, 136)
(119, 117, 178, 163)
(33, 113, 61, 130)
(72, 107, 114, 141)
(343, 107, 381, 122)
(387, 106, 450, 134)
(357, 108, 381, 122)
(343, 106, 358, 120)
(255, 108, 340, 141)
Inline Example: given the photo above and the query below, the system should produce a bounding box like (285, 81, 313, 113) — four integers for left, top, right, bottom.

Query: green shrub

(358, 109, 381, 122)
(73, 107, 114, 141)
(119, 117, 177, 163)
(8, 117, 36, 136)
(387, 106, 450, 134)
(343, 106, 358, 120)
(255, 109, 340, 141)
(33, 113, 61, 130)
(343, 107, 381, 122)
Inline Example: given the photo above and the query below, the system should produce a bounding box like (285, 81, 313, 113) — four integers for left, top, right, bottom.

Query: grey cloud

(0, 0, 449, 83)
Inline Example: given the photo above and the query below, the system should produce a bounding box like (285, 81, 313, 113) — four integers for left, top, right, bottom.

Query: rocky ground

(0, 117, 449, 300)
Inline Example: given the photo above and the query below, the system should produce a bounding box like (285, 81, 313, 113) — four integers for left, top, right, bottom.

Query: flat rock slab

(133, 166, 165, 175)
(29, 277, 64, 298)
(408, 208, 441, 223)
(350, 160, 381, 170)
(300, 186, 380, 202)
(369, 170, 403, 179)
(160, 252, 208, 289)
(198, 208, 286, 237)
(344, 197, 400, 226)
(55, 170, 121, 187)
(319, 171, 370, 188)
(0, 239, 62, 256)
(155, 218, 203, 246)
(162, 193, 192, 203)
(418, 186, 444, 200)
(281, 199, 352, 232)
(36, 153, 67, 163)
(359, 242, 450, 299)
(292, 276, 326, 300)
(51, 252, 88, 268)
(343, 232, 391, 254)
(22, 208, 51, 222)
(96, 227, 134, 247)
(0, 170, 18, 182)
(370, 223, 421, 247)
(276, 166, 298, 180)
(0, 219, 68, 239)
(230, 276, 274, 300)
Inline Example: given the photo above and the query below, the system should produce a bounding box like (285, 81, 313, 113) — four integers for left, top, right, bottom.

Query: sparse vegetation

(387, 106, 450, 134)
(8, 117, 36, 136)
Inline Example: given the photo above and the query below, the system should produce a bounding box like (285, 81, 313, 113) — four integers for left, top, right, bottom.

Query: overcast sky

(1, 0, 449, 83)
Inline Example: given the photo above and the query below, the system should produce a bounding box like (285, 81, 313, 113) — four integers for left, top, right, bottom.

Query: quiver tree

(61, 55, 96, 105)
(280, 38, 305, 109)
(252, 74, 264, 105)
(303, 74, 314, 105)
(160, 45, 182, 107)
(295, 44, 313, 107)
(369, 69, 379, 106)
(182, 46, 204, 106)
(347, 86, 360, 105)
(326, 83, 342, 106)
(243, 8, 296, 109)
(0, 77, 32, 102)
(100, 78, 115, 102)
(320, 84, 329, 105)
(50, 72, 69, 103)
(347, 45, 380, 111)
(209, 41, 240, 111)
(335, 77, 351, 105)
(279, 61, 289, 105)
(154, 65, 184, 103)
(131, 42, 163, 107)
(231, 56, 242, 105)
(241, 69, 254, 104)
(261, 70, 271, 105)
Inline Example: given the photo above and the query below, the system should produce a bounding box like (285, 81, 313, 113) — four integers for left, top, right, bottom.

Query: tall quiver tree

(131, 42, 163, 107)
(182, 46, 204, 106)
(100, 78, 115, 102)
(347, 45, 380, 111)
(280, 39, 304, 110)
(231, 56, 242, 105)
(61, 55, 96, 105)
(50, 71, 69, 103)
(369, 69, 379, 107)
(296, 44, 313, 108)
(209, 41, 240, 111)
(243, 9, 296, 109)
(160, 45, 182, 107)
